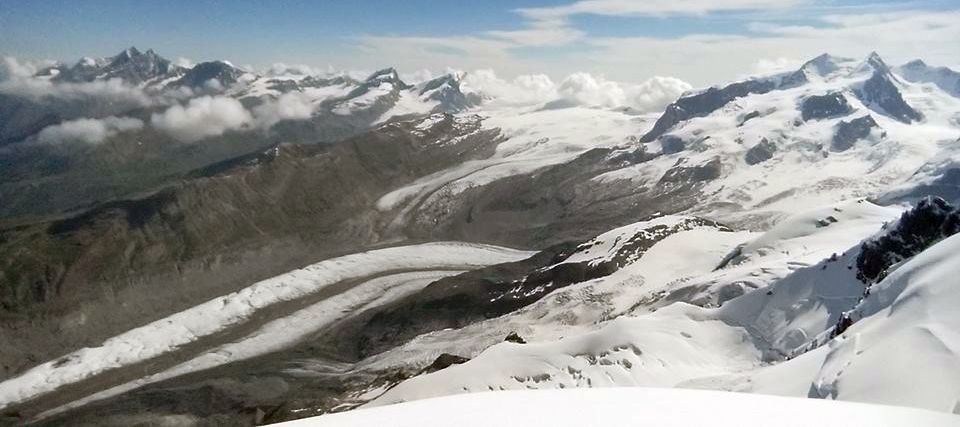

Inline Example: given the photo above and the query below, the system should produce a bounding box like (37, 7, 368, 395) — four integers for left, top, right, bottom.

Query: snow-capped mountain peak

(855, 54, 924, 123)
(896, 59, 960, 98)
(416, 72, 482, 112)
(804, 53, 852, 77)
(855, 51, 893, 77)
(52, 46, 180, 84)
(169, 60, 246, 90)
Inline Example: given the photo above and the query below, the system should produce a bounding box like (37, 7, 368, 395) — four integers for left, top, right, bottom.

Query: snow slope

(803, 232, 960, 411)
(686, 229, 960, 414)
(281, 388, 960, 427)
(370, 305, 764, 406)
(359, 200, 950, 412)
(353, 216, 749, 376)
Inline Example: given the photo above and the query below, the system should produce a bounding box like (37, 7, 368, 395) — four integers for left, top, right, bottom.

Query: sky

(1, 0, 958, 86)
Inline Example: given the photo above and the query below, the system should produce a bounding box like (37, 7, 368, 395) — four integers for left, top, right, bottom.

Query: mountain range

(1, 48, 959, 425)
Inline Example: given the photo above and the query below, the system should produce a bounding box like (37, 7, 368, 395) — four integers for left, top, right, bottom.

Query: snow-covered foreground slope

(712, 230, 960, 413)
(0, 242, 533, 412)
(282, 388, 960, 427)
(365, 199, 960, 414)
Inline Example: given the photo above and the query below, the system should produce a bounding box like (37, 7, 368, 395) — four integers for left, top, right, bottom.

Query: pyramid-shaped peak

(862, 51, 891, 74)
(115, 46, 142, 61)
(108, 46, 169, 67)
(797, 53, 856, 78)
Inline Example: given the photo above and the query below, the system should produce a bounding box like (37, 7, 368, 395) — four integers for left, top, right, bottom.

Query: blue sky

(1, 0, 958, 85)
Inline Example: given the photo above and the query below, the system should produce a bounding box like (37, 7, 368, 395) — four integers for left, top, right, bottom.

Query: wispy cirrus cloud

(516, 0, 806, 20)
(352, 3, 960, 86)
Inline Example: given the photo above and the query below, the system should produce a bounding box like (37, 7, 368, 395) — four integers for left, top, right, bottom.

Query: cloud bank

(36, 116, 144, 144)
(252, 92, 315, 128)
(151, 93, 322, 141)
(463, 69, 690, 112)
(151, 96, 252, 142)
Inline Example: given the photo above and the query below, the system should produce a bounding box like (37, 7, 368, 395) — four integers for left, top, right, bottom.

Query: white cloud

(350, 7, 960, 87)
(486, 25, 585, 47)
(582, 10, 960, 85)
(462, 69, 558, 106)
(403, 69, 436, 84)
(267, 63, 319, 77)
(517, 0, 804, 20)
(151, 96, 252, 142)
(0, 74, 155, 106)
(556, 72, 626, 107)
(752, 57, 805, 75)
(1, 56, 155, 106)
(36, 116, 143, 144)
(627, 76, 693, 112)
(0, 56, 44, 80)
(175, 57, 195, 69)
(252, 92, 314, 128)
(461, 69, 690, 112)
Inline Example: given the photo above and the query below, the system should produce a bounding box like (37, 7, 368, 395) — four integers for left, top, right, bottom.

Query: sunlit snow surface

(368, 201, 960, 414)
(278, 388, 959, 427)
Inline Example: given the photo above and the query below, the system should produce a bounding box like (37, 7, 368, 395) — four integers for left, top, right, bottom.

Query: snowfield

(280, 388, 960, 427)
(601, 55, 960, 228)
(358, 200, 960, 415)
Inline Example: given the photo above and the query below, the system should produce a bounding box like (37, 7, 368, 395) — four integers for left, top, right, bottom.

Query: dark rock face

(801, 92, 852, 121)
(420, 353, 470, 374)
(738, 110, 761, 127)
(856, 196, 960, 283)
(504, 332, 526, 344)
(659, 158, 722, 184)
(745, 138, 776, 165)
(832, 115, 879, 151)
(418, 74, 482, 113)
(857, 71, 923, 123)
(606, 145, 655, 166)
(641, 79, 777, 142)
(172, 61, 245, 89)
(660, 135, 686, 154)
(779, 70, 809, 88)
